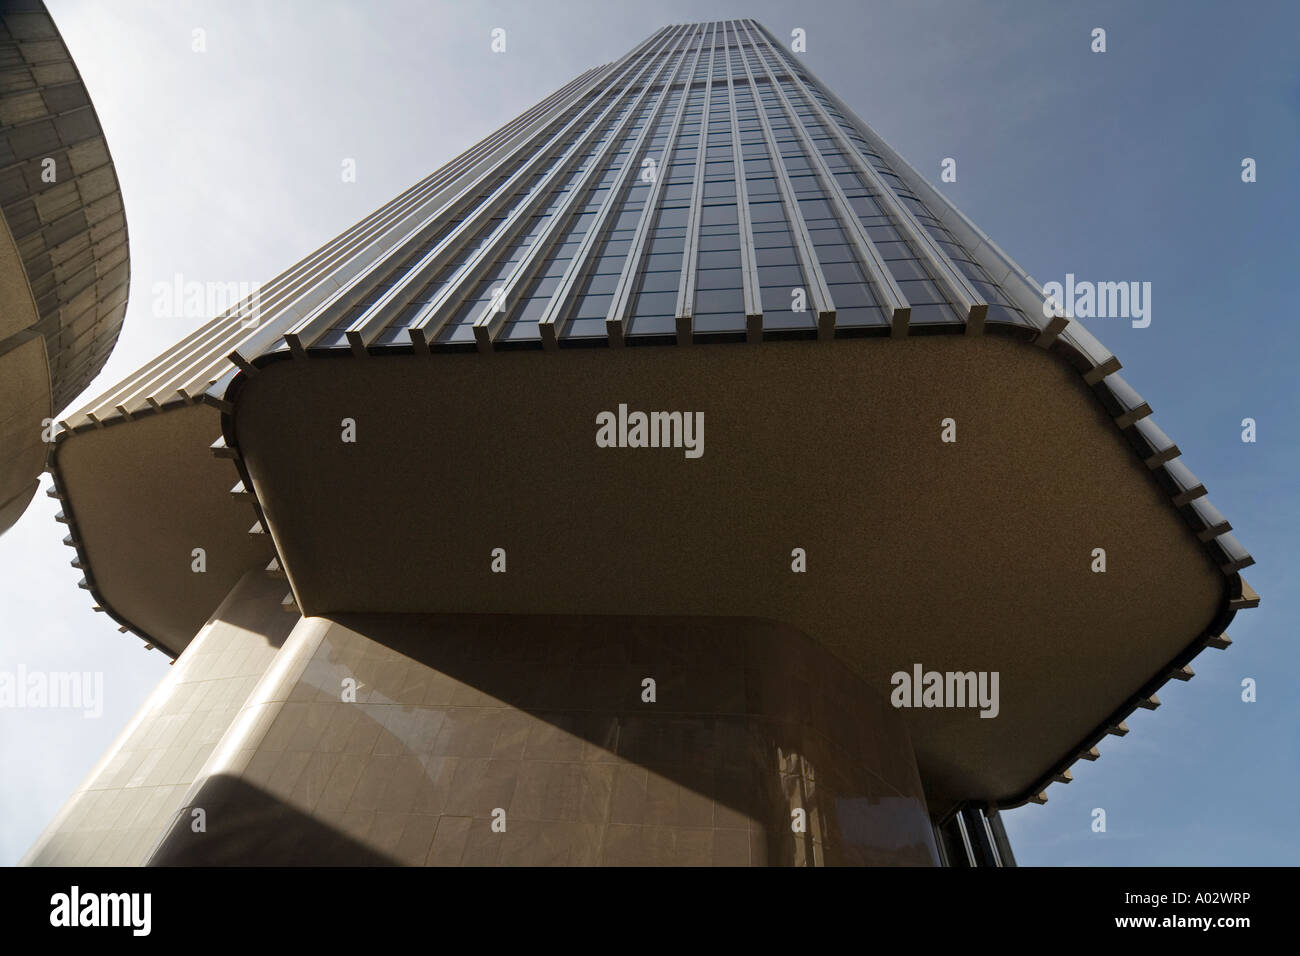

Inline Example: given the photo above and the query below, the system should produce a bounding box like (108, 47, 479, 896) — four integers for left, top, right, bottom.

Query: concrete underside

(55, 402, 277, 649)
(54, 333, 1227, 810)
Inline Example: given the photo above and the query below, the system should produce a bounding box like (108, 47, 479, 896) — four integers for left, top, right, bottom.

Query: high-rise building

(24, 19, 1256, 866)
(0, 0, 129, 535)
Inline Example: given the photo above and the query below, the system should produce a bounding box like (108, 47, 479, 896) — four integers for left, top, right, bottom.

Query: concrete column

(21, 570, 296, 865)
(149, 612, 937, 866)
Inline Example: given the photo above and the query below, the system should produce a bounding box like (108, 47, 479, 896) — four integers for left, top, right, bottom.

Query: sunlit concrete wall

(20, 571, 295, 865)
(27, 573, 937, 865)
(151, 608, 937, 865)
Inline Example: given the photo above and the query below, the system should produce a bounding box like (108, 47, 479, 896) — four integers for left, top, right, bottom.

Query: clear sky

(1, 0, 1295, 865)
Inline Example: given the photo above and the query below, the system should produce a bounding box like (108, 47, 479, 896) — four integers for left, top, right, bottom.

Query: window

(656, 206, 689, 229)
(696, 267, 741, 290)
(701, 204, 738, 226)
(895, 279, 945, 304)
(822, 261, 865, 284)
(885, 258, 929, 281)
(758, 264, 804, 286)
(633, 290, 678, 316)
(827, 282, 875, 308)
(582, 272, 621, 296)
(695, 287, 744, 313)
(697, 234, 740, 252)
(638, 270, 679, 293)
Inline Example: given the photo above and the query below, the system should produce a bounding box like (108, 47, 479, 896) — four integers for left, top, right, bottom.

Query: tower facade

(25, 20, 1255, 866)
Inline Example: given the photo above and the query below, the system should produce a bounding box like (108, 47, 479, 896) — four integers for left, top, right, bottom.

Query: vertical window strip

(605, 28, 708, 344)
(622, 83, 701, 340)
(401, 25, 689, 350)
(723, 21, 763, 340)
(730, 24, 834, 330)
(673, 21, 719, 343)
(294, 86, 616, 354)
(735, 81, 813, 336)
(739, 19, 906, 336)
(226, 65, 610, 367)
(746, 19, 986, 333)
(531, 26, 701, 348)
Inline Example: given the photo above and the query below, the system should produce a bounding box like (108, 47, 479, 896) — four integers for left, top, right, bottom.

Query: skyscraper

(24, 19, 1256, 866)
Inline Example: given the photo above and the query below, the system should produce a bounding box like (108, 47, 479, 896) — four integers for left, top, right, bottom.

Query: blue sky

(1, 0, 1295, 865)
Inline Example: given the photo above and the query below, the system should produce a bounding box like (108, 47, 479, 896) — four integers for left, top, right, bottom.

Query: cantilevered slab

(51, 402, 276, 654)
(224, 334, 1229, 810)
